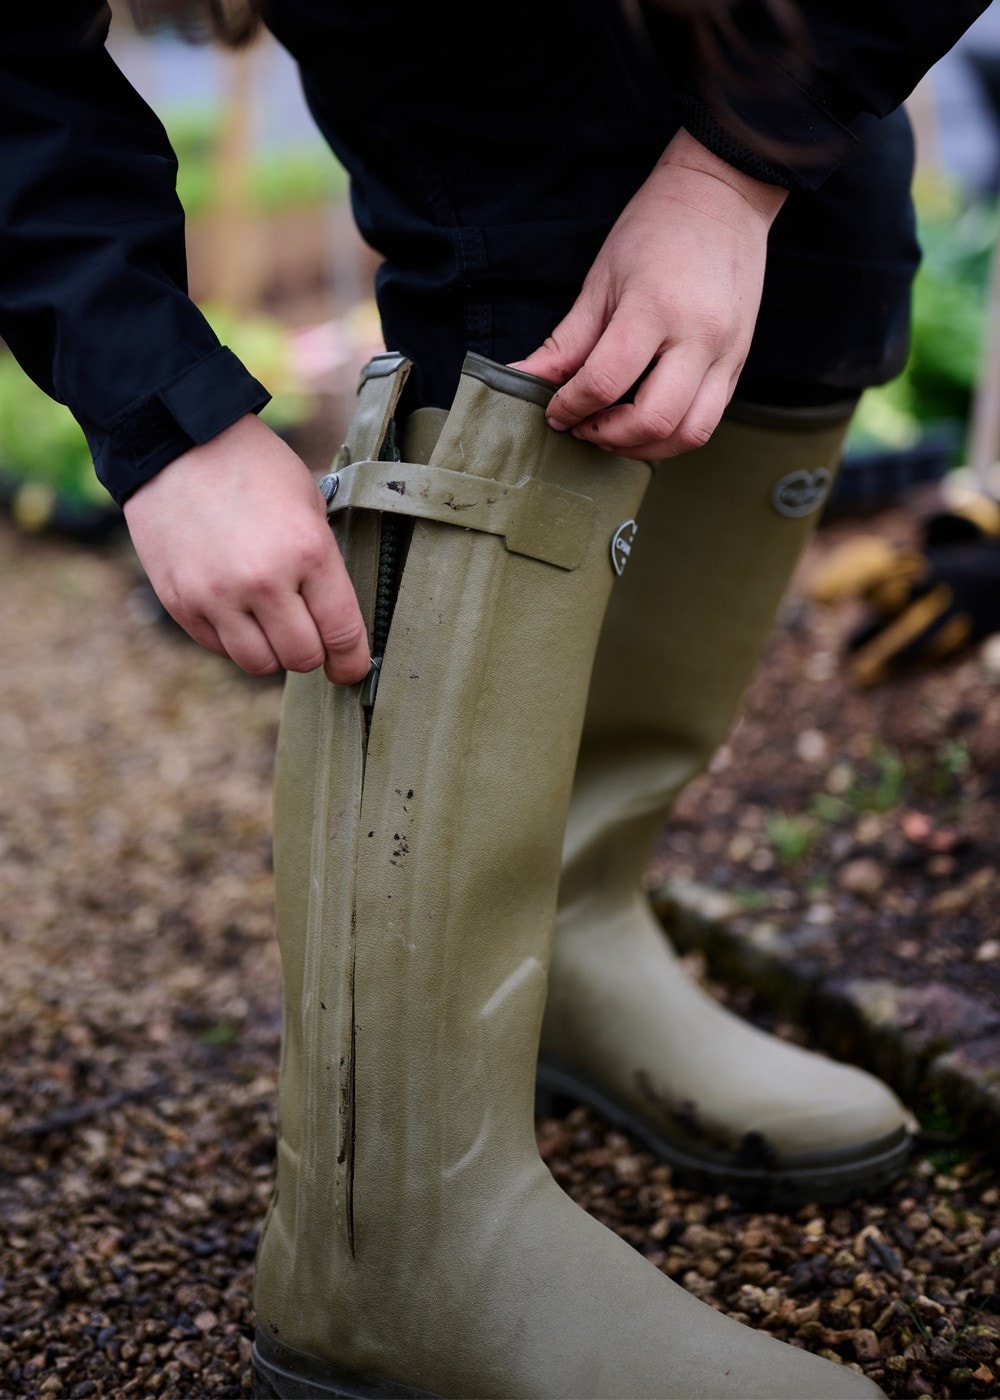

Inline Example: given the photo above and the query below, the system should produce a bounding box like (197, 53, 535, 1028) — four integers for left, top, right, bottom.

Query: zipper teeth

(371, 517, 403, 658)
(364, 422, 405, 740)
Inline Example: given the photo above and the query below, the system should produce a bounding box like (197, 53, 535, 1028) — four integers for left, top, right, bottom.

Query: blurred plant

(809, 737, 971, 829)
(201, 302, 317, 433)
(730, 887, 774, 911)
(764, 811, 818, 866)
(163, 104, 348, 217)
(0, 357, 108, 525)
(857, 740, 908, 813)
(847, 182, 997, 459)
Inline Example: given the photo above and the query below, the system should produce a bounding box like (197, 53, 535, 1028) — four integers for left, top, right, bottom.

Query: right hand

(123, 414, 370, 685)
(512, 129, 787, 459)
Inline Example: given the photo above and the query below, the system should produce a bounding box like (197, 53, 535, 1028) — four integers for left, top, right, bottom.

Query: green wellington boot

(252, 355, 884, 1399)
(539, 405, 913, 1207)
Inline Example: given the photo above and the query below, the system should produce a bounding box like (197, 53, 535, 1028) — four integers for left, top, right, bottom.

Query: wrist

(657, 128, 788, 226)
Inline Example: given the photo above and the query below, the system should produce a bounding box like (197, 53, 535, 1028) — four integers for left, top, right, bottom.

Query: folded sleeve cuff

(676, 80, 858, 193)
(674, 16, 865, 194)
(93, 345, 271, 506)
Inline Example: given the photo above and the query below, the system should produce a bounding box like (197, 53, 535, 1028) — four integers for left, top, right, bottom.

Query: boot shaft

(561, 406, 852, 905)
(258, 353, 650, 1360)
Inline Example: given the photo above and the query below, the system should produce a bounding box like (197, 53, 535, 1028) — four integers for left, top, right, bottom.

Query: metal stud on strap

(326, 459, 595, 571)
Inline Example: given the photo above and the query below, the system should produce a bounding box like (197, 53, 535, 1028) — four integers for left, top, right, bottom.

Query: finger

(543, 307, 666, 430)
(154, 594, 233, 661)
(251, 590, 328, 674)
(212, 612, 282, 678)
(183, 613, 229, 660)
(300, 550, 371, 685)
(664, 364, 738, 457)
(569, 343, 713, 455)
(509, 290, 607, 390)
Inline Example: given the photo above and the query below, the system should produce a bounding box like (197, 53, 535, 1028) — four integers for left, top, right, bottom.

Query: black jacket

(0, 0, 991, 506)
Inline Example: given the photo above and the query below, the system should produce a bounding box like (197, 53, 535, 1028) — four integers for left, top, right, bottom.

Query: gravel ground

(1, 518, 998, 1400)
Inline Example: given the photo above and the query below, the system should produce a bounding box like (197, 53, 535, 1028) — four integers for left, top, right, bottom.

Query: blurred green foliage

(0, 356, 103, 508)
(848, 183, 997, 457)
(163, 104, 348, 217)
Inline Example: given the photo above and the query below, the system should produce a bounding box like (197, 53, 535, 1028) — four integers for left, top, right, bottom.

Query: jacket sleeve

(0, 1, 269, 506)
(676, 0, 994, 191)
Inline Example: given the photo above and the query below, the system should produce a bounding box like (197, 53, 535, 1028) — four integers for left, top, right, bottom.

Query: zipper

(362, 420, 410, 740)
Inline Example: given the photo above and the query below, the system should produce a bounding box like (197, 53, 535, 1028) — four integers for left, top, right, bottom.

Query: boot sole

(252, 1337, 443, 1399)
(535, 1058, 913, 1207)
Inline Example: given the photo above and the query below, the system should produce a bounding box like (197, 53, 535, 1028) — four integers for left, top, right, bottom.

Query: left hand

(512, 129, 787, 459)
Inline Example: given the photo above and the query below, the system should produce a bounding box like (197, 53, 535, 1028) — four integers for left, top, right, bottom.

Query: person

(1, 2, 991, 1396)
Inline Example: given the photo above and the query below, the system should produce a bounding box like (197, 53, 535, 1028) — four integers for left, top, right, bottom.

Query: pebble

(838, 857, 884, 898)
(796, 729, 828, 764)
(979, 632, 1000, 678)
(852, 1329, 882, 1362)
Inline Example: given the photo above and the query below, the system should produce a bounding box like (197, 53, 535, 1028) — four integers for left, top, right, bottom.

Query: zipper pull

(361, 656, 382, 711)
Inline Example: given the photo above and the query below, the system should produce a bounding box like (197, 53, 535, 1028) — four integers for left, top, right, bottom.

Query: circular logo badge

(610, 520, 638, 576)
(771, 468, 833, 519)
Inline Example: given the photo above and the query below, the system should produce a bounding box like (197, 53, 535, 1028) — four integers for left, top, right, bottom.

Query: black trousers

(267, 0, 921, 411)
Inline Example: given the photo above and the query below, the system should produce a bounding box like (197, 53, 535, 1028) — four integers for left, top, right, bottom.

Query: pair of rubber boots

(252, 353, 908, 1398)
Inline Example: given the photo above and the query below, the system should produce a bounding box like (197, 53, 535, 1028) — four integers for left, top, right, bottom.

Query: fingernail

(545, 414, 566, 431)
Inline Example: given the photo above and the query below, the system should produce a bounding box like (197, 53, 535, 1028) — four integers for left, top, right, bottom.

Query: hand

(512, 129, 787, 459)
(123, 414, 370, 684)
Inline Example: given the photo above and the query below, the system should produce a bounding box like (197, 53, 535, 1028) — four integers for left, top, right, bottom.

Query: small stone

(826, 761, 854, 794)
(979, 633, 1000, 678)
(931, 1205, 958, 1231)
(796, 729, 828, 764)
(805, 651, 837, 682)
(975, 939, 1000, 963)
(902, 809, 932, 842)
(174, 1342, 203, 1371)
(838, 857, 883, 898)
(947, 1369, 975, 1388)
(854, 814, 885, 845)
(613, 1154, 645, 1185)
(853, 1329, 882, 1362)
(929, 884, 973, 913)
(804, 902, 836, 926)
(727, 832, 755, 863)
